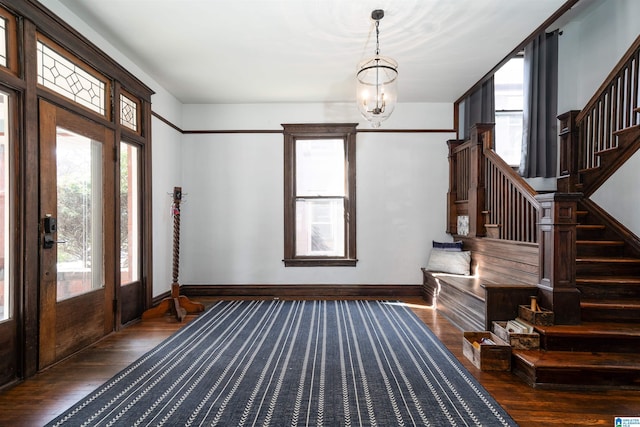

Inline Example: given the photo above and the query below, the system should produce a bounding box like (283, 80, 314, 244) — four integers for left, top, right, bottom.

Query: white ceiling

(54, 0, 570, 105)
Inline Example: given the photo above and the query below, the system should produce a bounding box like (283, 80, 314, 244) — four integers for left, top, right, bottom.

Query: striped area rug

(46, 300, 517, 426)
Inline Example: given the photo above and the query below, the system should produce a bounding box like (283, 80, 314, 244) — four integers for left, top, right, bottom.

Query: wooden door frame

(0, 86, 21, 387)
(0, 0, 154, 381)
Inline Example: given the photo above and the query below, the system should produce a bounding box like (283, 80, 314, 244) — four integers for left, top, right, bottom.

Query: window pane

(0, 17, 6, 68)
(295, 198, 344, 256)
(37, 40, 106, 115)
(495, 112, 523, 166)
(0, 92, 9, 321)
(56, 128, 104, 301)
(120, 94, 138, 132)
(495, 57, 524, 166)
(120, 142, 140, 284)
(495, 57, 524, 111)
(296, 139, 344, 196)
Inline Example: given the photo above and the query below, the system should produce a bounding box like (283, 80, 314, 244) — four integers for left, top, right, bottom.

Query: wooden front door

(38, 100, 115, 369)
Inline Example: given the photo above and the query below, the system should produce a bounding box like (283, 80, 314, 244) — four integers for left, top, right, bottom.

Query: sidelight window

(120, 142, 140, 284)
(0, 92, 10, 321)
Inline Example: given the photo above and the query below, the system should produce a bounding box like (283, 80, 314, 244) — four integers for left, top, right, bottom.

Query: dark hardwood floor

(0, 296, 638, 426)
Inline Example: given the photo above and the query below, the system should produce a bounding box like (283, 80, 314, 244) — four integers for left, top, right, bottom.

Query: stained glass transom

(120, 94, 138, 132)
(36, 41, 106, 115)
(0, 18, 7, 68)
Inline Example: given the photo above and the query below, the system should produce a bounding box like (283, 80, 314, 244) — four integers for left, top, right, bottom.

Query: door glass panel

(0, 92, 9, 320)
(56, 127, 104, 301)
(120, 142, 139, 284)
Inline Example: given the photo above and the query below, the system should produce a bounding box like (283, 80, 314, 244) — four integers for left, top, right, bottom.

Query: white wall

(558, 0, 640, 239)
(592, 151, 640, 238)
(150, 119, 183, 294)
(180, 103, 453, 286)
(558, 0, 640, 113)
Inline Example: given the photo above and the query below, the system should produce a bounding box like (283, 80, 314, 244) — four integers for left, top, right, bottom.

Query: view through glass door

(0, 89, 17, 384)
(119, 141, 142, 323)
(38, 100, 115, 369)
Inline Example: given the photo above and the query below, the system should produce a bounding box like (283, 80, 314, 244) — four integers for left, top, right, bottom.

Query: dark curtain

(463, 77, 494, 141)
(520, 30, 559, 178)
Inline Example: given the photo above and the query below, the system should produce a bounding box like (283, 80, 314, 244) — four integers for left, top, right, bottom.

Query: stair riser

(580, 306, 640, 323)
(541, 335, 640, 353)
(512, 360, 640, 389)
(576, 232, 606, 242)
(577, 284, 640, 299)
(577, 264, 640, 276)
(576, 246, 625, 257)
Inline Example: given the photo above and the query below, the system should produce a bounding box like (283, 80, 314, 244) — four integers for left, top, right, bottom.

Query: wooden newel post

(446, 139, 464, 235)
(468, 124, 493, 237)
(535, 192, 582, 324)
(142, 187, 204, 321)
(557, 110, 581, 193)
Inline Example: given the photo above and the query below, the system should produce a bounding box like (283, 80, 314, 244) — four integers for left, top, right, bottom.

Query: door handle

(43, 235, 66, 249)
(42, 216, 65, 249)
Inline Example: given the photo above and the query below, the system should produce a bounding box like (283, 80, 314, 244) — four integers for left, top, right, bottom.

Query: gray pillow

(426, 250, 471, 275)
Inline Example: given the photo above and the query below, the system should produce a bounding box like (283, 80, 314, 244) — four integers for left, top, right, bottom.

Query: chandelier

(356, 9, 398, 128)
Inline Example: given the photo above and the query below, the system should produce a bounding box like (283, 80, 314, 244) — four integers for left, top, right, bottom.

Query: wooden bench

(421, 238, 540, 331)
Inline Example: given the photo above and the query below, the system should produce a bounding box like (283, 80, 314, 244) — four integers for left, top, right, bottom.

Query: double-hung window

(494, 55, 524, 166)
(283, 124, 357, 266)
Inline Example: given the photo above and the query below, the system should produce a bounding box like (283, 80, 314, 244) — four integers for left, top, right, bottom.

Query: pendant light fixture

(356, 9, 398, 128)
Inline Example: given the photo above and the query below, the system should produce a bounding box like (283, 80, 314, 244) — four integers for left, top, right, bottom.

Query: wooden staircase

(511, 204, 640, 389)
(575, 123, 640, 196)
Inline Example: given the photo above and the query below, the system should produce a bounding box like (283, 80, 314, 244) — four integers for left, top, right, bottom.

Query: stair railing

(560, 35, 640, 195)
(448, 123, 540, 243)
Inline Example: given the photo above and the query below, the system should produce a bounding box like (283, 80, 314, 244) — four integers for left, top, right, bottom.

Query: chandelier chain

(375, 20, 380, 56)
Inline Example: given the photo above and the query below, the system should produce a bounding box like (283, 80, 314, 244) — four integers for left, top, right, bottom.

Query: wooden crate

(518, 305, 554, 326)
(492, 321, 540, 350)
(462, 331, 511, 371)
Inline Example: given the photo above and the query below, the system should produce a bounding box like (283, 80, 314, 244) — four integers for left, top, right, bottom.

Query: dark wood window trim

(282, 123, 357, 267)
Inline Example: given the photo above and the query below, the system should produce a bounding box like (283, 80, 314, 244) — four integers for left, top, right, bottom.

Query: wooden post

(557, 110, 581, 192)
(468, 124, 493, 237)
(535, 192, 582, 324)
(447, 139, 464, 235)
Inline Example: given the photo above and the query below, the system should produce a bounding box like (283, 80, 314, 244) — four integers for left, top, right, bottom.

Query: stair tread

(577, 276, 640, 284)
(514, 349, 640, 369)
(581, 299, 640, 309)
(594, 146, 618, 156)
(534, 322, 640, 337)
(613, 123, 640, 135)
(577, 256, 640, 263)
(576, 240, 624, 246)
(578, 166, 601, 173)
(576, 224, 605, 229)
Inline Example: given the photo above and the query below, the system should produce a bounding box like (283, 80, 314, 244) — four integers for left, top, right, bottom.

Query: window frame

(36, 34, 111, 120)
(282, 123, 357, 267)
